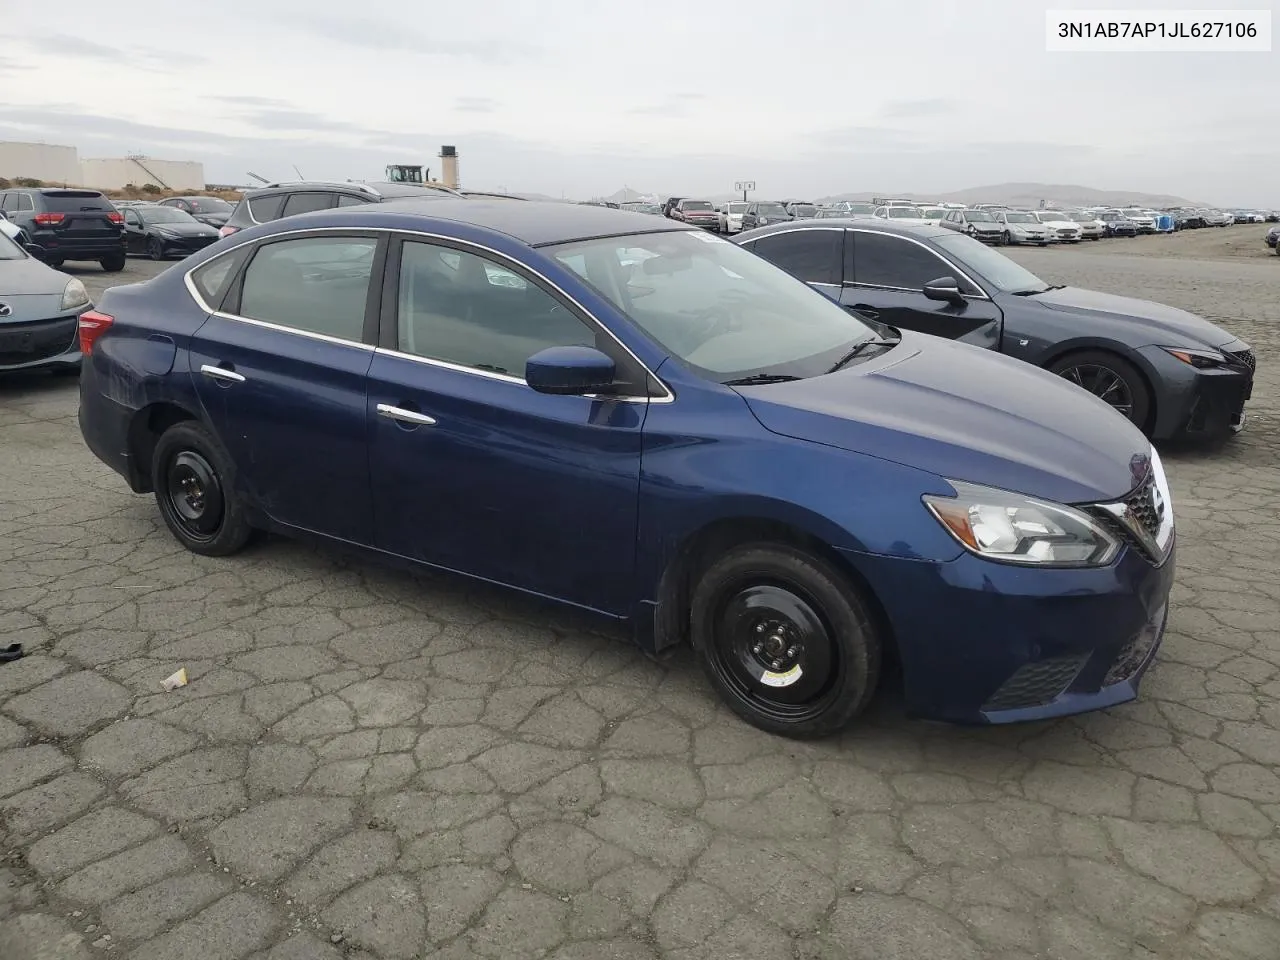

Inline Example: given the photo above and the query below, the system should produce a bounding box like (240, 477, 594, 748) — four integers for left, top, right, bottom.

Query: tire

(147, 238, 165, 261)
(46, 257, 64, 268)
(99, 253, 125, 272)
(1048, 349, 1152, 433)
(151, 421, 253, 556)
(1039, 241, 1049, 247)
(1001, 230, 1011, 245)
(690, 543, 881, 738)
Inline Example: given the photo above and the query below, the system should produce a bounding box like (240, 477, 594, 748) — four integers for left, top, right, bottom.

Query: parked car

(815, 208, 861, 219)
(669, 199, 720, 231)
(718, 200, 748, 233)
(122, 204, 221, 260)
(0, 187, 126, 271)
(1118, 208, 1156, 233)
(1203, 210, 1233, 228)
(916, 207, 948, 226)
(660, 197, 685, 218)
(829, 201, 878, 217)
(219, 180, 460, 238)
(1265, 224, 1280, 248)
(1174, 209, 1206, 229)
(994, 210, 1051, 246)
(1067, 212, 1105, 240)
(873, 205, 928, 226)
(938, 208, 1005, 244)
(0, 211, 29, 246)
(740, 201, 793, 230)
(159, 196, 235, 228)
(78, 199, 1178, 736)
(785, 202, 819, 220)
(735, 218, 1256, 439)
(620, 201, 662, 216)
(0, 227, 92, 374)
(1098, 212, 1140, 237)
(1032, 211, 1083, 242)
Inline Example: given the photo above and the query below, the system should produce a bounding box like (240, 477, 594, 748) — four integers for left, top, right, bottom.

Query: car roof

(737, 218, 951, 241)
(307, 198, 694, 246)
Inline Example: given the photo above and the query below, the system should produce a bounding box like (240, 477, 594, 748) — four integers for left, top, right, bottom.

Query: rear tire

(151, 421, 253, 557)
(100, 253, 126, 272)
(690, 543, 881, 739)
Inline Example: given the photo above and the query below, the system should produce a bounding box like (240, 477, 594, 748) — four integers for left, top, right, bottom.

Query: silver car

(0, 228, 91, 374)
(1067, 212, 1105, 239)
(994, 210, 1051, 246)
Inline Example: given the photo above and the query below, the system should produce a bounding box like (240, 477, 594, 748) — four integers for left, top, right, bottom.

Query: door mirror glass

(923, 276, 963, 303)
(526, 345, 616, 395)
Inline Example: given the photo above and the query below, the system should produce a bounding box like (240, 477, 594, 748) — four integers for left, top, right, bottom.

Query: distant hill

(815, 182, 1206, 209)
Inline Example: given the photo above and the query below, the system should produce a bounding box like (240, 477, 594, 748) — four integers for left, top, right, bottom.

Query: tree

(141, 183, 161, 195)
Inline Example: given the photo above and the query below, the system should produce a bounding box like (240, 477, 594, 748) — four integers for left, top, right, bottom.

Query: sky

(1, 0, 1275, 204)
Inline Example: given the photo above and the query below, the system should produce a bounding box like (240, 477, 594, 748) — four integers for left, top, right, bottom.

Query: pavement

(1, 242, 1278, 960)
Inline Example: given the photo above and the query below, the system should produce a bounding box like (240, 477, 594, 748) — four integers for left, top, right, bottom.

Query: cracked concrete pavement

(1, 244, 1278, 959)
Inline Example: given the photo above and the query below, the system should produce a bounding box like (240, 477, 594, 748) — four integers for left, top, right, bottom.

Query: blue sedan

(77, 200, 1175, 737)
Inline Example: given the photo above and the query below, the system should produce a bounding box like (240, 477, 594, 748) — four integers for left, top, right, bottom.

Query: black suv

(0, 187, 127, 271)
(219, 180, 461, 237)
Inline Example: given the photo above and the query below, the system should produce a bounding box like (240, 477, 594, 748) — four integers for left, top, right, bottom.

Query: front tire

(1049, 350, 1152, 434)
(691, 543, 881, 739)
(151, 421, 253, 556)
(147, 238, 166, 261)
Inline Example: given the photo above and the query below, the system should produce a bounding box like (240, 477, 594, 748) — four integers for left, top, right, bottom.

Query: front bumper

(1138, 344, 1256, 440)
(153, 235, 219, 257)
(0, 312, 84, 371)
(844, 538, 1175, 724)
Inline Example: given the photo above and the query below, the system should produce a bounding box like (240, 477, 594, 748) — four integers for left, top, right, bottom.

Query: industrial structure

(0, 140, 205, 191)
(384, 146, 461, 191)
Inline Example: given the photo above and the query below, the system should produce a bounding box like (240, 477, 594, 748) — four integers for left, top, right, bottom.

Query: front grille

(1089, 467, 1168, 563)
(0, 317, 79, 366)
(1225, 348, 1256, 373)
(1125, 472, 1162, 541)
(983, 653, 1089, 711)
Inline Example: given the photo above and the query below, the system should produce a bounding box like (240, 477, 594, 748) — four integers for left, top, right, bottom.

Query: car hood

(1025, 286, 1237, 348)
(0, 256, 68, 296)
(735, 331, 1148, 504)
(152, 221, 219, 237)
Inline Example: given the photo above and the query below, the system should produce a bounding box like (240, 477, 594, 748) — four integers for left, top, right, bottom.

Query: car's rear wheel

(1049, 350, 1152, 433)
(100, 253, 125, 272)
(152, 421, 253, 556)
(691, 543, 881, 738)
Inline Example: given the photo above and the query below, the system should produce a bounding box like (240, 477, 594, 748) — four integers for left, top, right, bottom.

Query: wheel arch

(1038, 340, 1159, 433)
(650, 516, 897, 669)
(125, 401, 200, 492)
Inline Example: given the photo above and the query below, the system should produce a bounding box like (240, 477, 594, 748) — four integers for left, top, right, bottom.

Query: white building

(0, 140, 81, 185)
(80, 157, 205, 192)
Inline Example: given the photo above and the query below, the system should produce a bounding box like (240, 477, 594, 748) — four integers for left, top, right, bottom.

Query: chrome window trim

(182, 225, 674, 404)
(843, 227, 992, 301)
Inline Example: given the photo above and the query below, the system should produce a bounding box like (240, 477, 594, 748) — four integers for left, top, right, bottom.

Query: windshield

(1003, 212, 1035, 223)
(725, 202, 747, 213)
(0, 231, 25, 260)
(1069, 213, 1095, 222)
(790, 204, 817, 217)
(887, 207, 923, 218)
(1122, 209, 1145, 217)
(682, 201, 713, 212)
(756, 203, 788, 217)
(187, 197, 232, 213)
(920, 208, 946, 218)
(140, 207, 197, 224)
(965, 211, 996, 222)
(545, 231, 877, 381)
(933, 233, 1047, 295)
(1035, 211, 1064, 221)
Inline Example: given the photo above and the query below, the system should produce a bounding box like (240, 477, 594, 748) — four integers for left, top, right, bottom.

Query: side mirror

(25, 244, 47, 261)
(526, 345, 616, 396)
(923, 276, 964, 304)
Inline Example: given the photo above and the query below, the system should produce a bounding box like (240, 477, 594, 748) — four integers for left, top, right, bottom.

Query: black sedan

(122, 204, 220, 260)
(735, 219, 1256, 440)
(158, 195, 235, 228)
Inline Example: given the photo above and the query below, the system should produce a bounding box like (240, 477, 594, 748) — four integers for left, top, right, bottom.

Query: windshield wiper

(826, 337, 897, 373)
(723, 373, 802, 386)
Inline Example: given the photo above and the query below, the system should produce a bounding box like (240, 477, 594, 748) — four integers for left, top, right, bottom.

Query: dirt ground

(1085, 224, 1276, 261)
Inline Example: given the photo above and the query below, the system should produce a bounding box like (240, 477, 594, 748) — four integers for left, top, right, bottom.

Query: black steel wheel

(152, 421, 253, 556)
(1049, 350, 1152, 433)
(691, 543, 881, 738)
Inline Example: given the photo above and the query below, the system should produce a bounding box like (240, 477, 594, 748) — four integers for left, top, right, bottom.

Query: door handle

(377, 403, 437, 426)
(200, 364, 245, 383)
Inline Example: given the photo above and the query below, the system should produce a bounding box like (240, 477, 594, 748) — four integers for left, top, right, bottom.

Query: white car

(994, 210, 1051, 245)
(1033, 210, 1083, 242)
(718, 201, 748, 234)
(916, 207, 948, 225)
(1120, 208, 1156, 233)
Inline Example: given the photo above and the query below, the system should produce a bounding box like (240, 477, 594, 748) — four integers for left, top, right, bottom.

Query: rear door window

(281, 192, 336, 217)
(0, 194, 16, 213)
(238, 235, 378, 341)
(336, 195, 368, 207)
(248, 194, 286, 222)
(746, 229, 843, 285)
(40, 191, 113, 212)
(190, 248, 251, 311)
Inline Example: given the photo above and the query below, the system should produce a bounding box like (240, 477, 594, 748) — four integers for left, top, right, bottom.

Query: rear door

(842, 229, 1002, 349)
(364, 236, 650, 614)
(187, 231, 384, 543)
(739, 227, 844, 302)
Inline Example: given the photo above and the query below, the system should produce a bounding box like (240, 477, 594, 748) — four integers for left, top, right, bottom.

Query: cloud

(627, 93, 706, 117)
(277, 15, 539, 63)
(880, 98, 959, 118)
(14, 33, 208, 69)
(809, 126, 926, 150)
(455, 97, 499, 114)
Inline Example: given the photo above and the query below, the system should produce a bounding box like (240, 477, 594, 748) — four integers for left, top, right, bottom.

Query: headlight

(924, 480, 1120, 567)
(60, 278, 90, 311)
(1161, 347, 1225, 369)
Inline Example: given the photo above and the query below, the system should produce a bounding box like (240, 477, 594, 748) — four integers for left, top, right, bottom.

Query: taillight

(107, 211, 124, 223)
(219, 225, 237, 237)
(77, 310, 115, 355)
(33, 212, 66, 226)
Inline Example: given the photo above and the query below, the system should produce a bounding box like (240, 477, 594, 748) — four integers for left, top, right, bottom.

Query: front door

(188, 232, 383, 543)
(123, 209, 146, 254)
(739, 227, 844, 303)
(841, 229, 1003, 350)
(365, 236, 649, 615)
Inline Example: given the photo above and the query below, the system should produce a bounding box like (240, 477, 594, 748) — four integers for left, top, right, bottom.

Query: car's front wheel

(691, 543, 881, 738)
(147, 238, 166, 261)
(1001, 231, 1011, 245)
(152, 421, 253, 556)
(1049, 350, 1152, 433)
